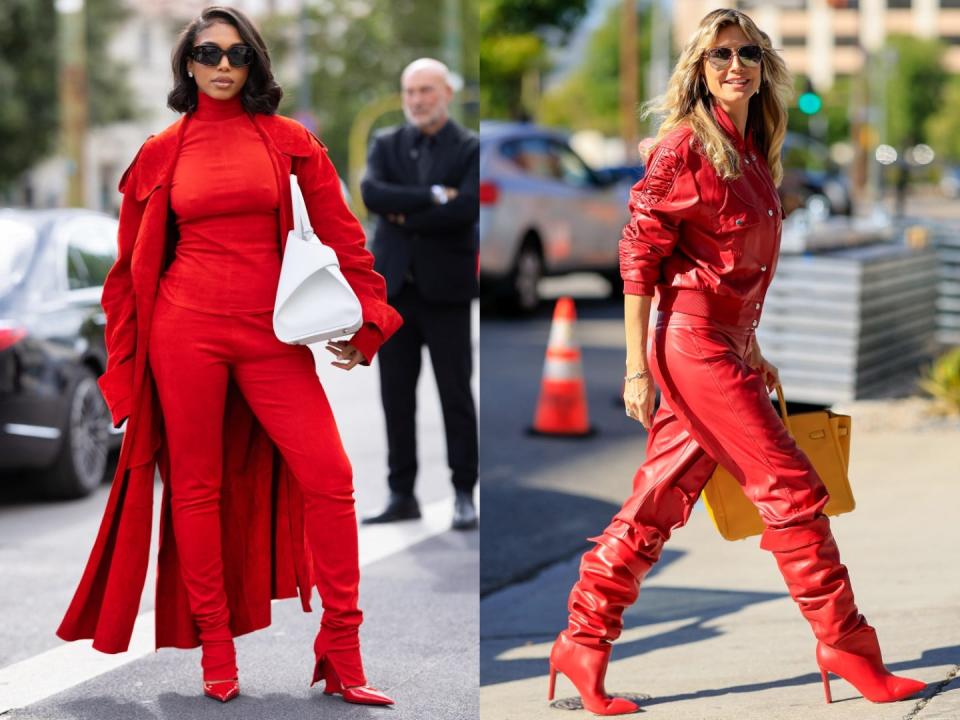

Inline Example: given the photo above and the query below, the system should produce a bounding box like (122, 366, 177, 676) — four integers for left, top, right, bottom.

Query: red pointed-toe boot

(762, 516, 926, 704)
(311, 629, 394, 706)
(200, 628, 239, 703)
(549, 521, 665, 715)
(549, 632, 638, 715)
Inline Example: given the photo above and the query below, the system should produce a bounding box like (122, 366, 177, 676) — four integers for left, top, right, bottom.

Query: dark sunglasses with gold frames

(703, 44, 763, 70)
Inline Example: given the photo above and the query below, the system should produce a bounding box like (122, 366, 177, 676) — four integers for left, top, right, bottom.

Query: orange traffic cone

(529, 297, 594, 437)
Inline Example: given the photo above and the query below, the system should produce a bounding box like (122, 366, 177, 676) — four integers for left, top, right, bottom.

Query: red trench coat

(56, 111, 402, 654)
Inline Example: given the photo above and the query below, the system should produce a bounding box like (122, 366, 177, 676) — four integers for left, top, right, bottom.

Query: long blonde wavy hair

(642, 8, 792, 185)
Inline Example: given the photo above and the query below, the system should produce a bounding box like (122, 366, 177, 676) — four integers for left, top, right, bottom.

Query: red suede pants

(568, 311, 864, 649)
(148, 292, 362, 677)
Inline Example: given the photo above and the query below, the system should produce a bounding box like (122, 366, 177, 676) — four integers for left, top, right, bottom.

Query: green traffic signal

(798, 91, 822, 115)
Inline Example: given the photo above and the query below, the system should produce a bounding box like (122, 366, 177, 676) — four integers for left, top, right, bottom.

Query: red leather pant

(148, 293, 362, 675)
(567, 311, 864, 649)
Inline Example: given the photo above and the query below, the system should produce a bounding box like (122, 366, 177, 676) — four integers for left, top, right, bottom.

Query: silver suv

(479, 122, 633, 312)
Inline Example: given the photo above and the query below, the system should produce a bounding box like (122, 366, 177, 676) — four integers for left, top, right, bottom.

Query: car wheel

(42, 366, 112, 499)
(509, 243, 543, 314)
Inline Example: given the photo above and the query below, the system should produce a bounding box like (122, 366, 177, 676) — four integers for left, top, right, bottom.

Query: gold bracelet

(624, 370, 650, 382)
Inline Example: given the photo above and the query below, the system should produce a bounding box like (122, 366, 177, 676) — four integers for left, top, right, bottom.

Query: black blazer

(361, 119, 479, 303)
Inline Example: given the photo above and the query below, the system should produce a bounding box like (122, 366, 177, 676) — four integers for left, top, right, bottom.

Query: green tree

(480, 0, 589, 119)
(925, 75, 960, 162)
(86, 0, 136, 126)
(261, 0, 477, 171)
(0, 0, 134, 193)
(538, 3, 652, 135)
(0, 0, 58, 190)
(882, 34, 946, 149)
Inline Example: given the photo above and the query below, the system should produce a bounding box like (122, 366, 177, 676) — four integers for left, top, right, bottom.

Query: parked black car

(781, 132, 853, 217)
(0, 209, 122, 498)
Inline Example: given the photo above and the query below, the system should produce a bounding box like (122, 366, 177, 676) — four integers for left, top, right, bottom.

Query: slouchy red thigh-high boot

(761, 517, 926, 703)
(550, 392, 717, 715)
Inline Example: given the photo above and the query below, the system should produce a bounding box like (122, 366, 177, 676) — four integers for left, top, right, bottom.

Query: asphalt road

(0, 307, 480, 720)
(479, 278, 653, 596)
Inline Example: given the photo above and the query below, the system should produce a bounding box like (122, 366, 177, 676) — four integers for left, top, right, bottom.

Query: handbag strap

(290, 174, 314, 236)
(774, 384, 794, 437)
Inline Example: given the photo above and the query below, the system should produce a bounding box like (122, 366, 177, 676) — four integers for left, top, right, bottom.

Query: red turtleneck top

(160, 92, 281, 314)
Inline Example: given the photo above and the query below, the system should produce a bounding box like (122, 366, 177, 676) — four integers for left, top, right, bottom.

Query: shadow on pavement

(481, 580, 783, 688)
(633, 643, 960, 709)
(480, 486, 632, 596)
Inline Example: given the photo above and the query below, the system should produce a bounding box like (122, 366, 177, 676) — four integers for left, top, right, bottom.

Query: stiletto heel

(820, 667, 832, 704)
(548, 665, 557, 701)
(310, 632, 395, 707)
(548, 632, 638, 715)
(815, 627, 926, 703)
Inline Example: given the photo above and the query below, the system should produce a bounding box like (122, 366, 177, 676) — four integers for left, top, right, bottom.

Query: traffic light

(798, 78, 822, 115)
(798, 91, 822, 115)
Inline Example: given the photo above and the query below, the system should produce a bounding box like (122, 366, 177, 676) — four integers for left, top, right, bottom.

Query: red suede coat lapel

(57, 113, 320, 653)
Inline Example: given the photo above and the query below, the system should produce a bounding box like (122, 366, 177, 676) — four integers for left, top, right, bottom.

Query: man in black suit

(360, 58, 479, 530)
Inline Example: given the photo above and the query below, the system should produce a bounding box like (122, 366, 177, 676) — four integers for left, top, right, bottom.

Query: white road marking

(0, 497, 460, 713)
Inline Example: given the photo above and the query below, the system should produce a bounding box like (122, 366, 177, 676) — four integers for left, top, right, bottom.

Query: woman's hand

(746, 338, 780, 391)
(624, 372, 656, 429)
(325, 341, 365, 370)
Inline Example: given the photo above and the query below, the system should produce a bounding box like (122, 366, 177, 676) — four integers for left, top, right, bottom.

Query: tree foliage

(480, 0, 589, 119)
(925, 76, 960, 161)
(0, 0, 134, 192)
(882, 34, 946, 149)
(86, 0, 136, 126)
(0, 0, 58, 189)
(261, 0, 478, 170)
(538, 3, 652, 135)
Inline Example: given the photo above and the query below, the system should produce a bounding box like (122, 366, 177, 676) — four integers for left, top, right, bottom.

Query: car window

(549, 143, 594, 189)
(0, 219, 38, 299)
(500, 138, 563, 181)
(61, 216, 118, 289)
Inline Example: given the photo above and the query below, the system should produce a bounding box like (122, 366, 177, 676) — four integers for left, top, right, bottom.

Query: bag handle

(290, 174, 314, 237)
(774, 383, 794, 437)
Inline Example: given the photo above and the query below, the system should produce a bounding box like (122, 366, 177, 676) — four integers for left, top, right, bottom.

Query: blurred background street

(1, 0, 478, 717)
(480, 0, 960, 717)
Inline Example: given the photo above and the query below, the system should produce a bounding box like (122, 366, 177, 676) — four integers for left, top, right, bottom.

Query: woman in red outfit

(547, 9, 926, 715)
(57, 6, 401, 706)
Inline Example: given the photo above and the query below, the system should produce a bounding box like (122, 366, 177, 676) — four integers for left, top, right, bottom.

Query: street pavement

(0, 303, 480, 720)
(479, 281, 960, 720)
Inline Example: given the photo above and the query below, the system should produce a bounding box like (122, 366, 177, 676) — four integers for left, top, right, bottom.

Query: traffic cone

(529, 297, 594, 437)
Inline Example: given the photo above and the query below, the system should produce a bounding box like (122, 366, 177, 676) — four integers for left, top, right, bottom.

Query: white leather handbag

(273, 175, 363, 345)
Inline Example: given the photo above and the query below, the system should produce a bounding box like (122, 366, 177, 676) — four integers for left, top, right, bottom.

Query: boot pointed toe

(203, 678, 240, 703)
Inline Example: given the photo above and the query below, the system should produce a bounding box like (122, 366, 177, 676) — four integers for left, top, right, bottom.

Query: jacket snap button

(767, 208, 774, 216)
(755, 303, 760, 310)
(751, 319, 758, 327)
(760, 265, 767, 271)
(735, 218, 744, 226)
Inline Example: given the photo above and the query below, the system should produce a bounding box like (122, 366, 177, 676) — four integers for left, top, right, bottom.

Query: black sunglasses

(190, 43, 254, 68)
(704, 44, 763, 69)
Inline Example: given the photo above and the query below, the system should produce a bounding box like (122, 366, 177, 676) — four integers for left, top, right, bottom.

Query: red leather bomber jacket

(619, 104, 784, 328)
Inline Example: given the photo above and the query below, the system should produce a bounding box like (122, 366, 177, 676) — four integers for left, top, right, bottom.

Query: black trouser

(377, 283, 478, 496)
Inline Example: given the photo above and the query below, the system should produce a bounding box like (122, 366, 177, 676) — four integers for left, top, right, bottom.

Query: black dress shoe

(451, 490, 478, 530)
(362, 493, 421, 524)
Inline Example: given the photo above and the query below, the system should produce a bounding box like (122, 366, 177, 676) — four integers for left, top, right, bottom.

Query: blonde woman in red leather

(547, 9, 926, 715)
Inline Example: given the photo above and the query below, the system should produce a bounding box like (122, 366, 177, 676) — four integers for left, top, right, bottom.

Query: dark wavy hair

(167, 6, 282, 115)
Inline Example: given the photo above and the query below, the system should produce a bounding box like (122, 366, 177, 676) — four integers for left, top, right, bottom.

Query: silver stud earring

(188, 71, 193, 78)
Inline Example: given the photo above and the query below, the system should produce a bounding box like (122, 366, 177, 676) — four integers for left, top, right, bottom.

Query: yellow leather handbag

(702, 384, 856, 541)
